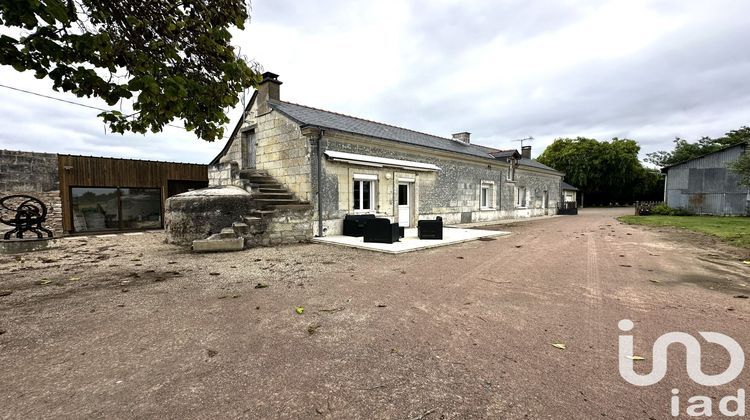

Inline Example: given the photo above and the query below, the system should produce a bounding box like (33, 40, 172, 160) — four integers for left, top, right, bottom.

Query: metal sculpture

(0, 195, 53, 239)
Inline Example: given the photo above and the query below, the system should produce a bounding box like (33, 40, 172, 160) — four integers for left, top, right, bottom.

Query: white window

(353, 175, 377, 211)
(480, 182, 495, 209)
(516, 186, 527, 208)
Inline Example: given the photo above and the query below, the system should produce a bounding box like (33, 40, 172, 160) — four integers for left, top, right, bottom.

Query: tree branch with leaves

(0, 0, 261, 141)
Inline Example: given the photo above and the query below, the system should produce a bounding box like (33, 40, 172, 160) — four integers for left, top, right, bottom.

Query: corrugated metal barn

(662, 143, 749, 215)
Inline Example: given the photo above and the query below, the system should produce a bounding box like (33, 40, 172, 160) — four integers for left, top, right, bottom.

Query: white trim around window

(353, 178, 376, 212)
(515, 186, 527, 208)
(480, 181, 495, 210)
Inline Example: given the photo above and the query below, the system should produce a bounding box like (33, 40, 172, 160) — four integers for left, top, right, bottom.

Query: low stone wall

(0, 150, 63, 237)
(257, 208, 313, 246)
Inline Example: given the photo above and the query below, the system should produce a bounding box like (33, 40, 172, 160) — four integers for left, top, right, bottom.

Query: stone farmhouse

(208, 72, 564, 239)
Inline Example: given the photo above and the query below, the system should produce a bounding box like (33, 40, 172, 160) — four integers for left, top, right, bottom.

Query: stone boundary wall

(0, 150, 63, 236)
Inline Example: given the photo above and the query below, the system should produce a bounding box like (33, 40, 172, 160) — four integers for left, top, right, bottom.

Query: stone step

(238, 169, 269, 177)
(250, 182, 284, 189)
(219, 227, 237, 239)
(249, 210, 277, 218)
(253, 192, 294, 199)
(244, 176, 274, 182)
(258, 187, 287, 193)
(254, 198, 300, 206)
(270, 203, 314, 211)
(192, 237, 244, 253)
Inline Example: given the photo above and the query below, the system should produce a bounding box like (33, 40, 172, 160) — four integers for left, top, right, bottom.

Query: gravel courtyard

(1, 208, 749, 419)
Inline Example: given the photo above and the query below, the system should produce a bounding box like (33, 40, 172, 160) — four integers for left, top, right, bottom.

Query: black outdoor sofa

(343, 214, 443, 242)
(417, 216, 443, 240)
(343, 214, 376, 237)
(363, 218, 400, 244)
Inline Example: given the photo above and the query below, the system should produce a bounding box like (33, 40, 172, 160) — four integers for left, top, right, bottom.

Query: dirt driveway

(1, 208, 749, 419)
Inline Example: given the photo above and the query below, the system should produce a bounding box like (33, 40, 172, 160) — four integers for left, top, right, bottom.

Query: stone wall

(212, 103, 312, 204)
(253, 111, 312, 202)
(208, 162, 242, 187)
(0, 150, 63, 236)
(317, 135, 561, 235)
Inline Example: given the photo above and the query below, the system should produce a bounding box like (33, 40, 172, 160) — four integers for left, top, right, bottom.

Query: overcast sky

(1, 0, 749, 163)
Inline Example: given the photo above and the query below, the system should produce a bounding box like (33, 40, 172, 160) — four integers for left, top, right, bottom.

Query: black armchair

(417, 216, 443, 240)
(343, 214, 376, 237)
(364, 218, 400, 244)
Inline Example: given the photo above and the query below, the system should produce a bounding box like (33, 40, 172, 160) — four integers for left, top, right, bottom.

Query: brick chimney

(452, 132, 471, 144)
(257, 72, 282, 115)
(521, 145, 532, 159)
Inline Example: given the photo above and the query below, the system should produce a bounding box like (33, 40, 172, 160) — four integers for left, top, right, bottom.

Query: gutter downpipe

(316, 129, 325, 237)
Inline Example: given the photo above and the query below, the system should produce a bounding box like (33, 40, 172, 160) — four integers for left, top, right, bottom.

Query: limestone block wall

(254, 112, 312, 202)
(0, 150, 63, 236)
(316, 135, 562, 234)
(208, 162, 242, 187)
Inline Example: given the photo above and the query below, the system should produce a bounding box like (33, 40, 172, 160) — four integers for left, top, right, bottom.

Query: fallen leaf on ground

(552, 343, 566, 350)
(209, 272, 220, 276)
(307, 324, 320, 335)
(69, 277, 80, 281)
(207, 349, 218, 358)
(744, 261, 750, 265)
(734, 295, 749, 299)
(39, 279, 52, 285)
(650, 279, 661, 283)
(254, 283, 268, 289)
(295, 307, 304, 314)
(377, 304, 387, 308)
(626, 355, 646, 361)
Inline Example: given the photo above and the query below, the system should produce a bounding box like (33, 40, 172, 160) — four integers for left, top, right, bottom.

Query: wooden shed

(58, 154, 207, 233)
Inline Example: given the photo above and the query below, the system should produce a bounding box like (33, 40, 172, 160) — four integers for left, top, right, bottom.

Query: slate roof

(561, 181, 578, 191)
(217, 98, 561, 174)
(270, 100, 493, 159)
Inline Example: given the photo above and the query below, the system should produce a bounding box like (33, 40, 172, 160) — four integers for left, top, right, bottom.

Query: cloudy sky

(1, 0, 749, 163)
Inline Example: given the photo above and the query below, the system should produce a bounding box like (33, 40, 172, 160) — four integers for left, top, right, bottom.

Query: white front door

(398, 183, 411, 227)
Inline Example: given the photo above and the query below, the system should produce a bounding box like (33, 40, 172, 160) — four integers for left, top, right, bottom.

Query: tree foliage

(537, 137, 663, 205)
(645, 126, 750, 167)
(728, 145, 750, 187)
(0, 0, 260, 141)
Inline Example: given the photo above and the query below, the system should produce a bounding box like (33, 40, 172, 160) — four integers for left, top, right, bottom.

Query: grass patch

(618, 215, 750, 249)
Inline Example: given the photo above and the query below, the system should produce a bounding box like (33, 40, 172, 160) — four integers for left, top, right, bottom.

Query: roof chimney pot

(257, 72, 282, 114)
(521, 145, 532, 159)
(452, 132, 471, 144)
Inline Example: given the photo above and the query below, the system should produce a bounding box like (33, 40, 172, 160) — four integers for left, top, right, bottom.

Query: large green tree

(537, 137, 663, 205)
(645, 126, 750, 167)
(0, 0, 260, 141)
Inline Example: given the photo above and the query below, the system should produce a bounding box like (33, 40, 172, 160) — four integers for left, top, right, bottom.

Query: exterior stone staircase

(237, 169, 311, 213)
(187, 170, 314, 252)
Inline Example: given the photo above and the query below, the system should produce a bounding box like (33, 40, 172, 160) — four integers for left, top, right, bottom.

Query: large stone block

(164, 186, 255, 246)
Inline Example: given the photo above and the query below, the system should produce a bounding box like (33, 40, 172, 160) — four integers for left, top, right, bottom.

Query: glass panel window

(362, 180, 371, 210)
(120, 188, 162, 229)
(71, 187, 162, 232)
(353, 181, 361, 210)
(516, 187, 527, 208)
(71, 187, 119, 232)
(481, 187, 489, 208)
(353, 180, 375, 211)
(398, 184, 408, 206)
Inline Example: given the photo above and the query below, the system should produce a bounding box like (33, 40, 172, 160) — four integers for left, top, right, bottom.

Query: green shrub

(649, 203, 691, 216)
